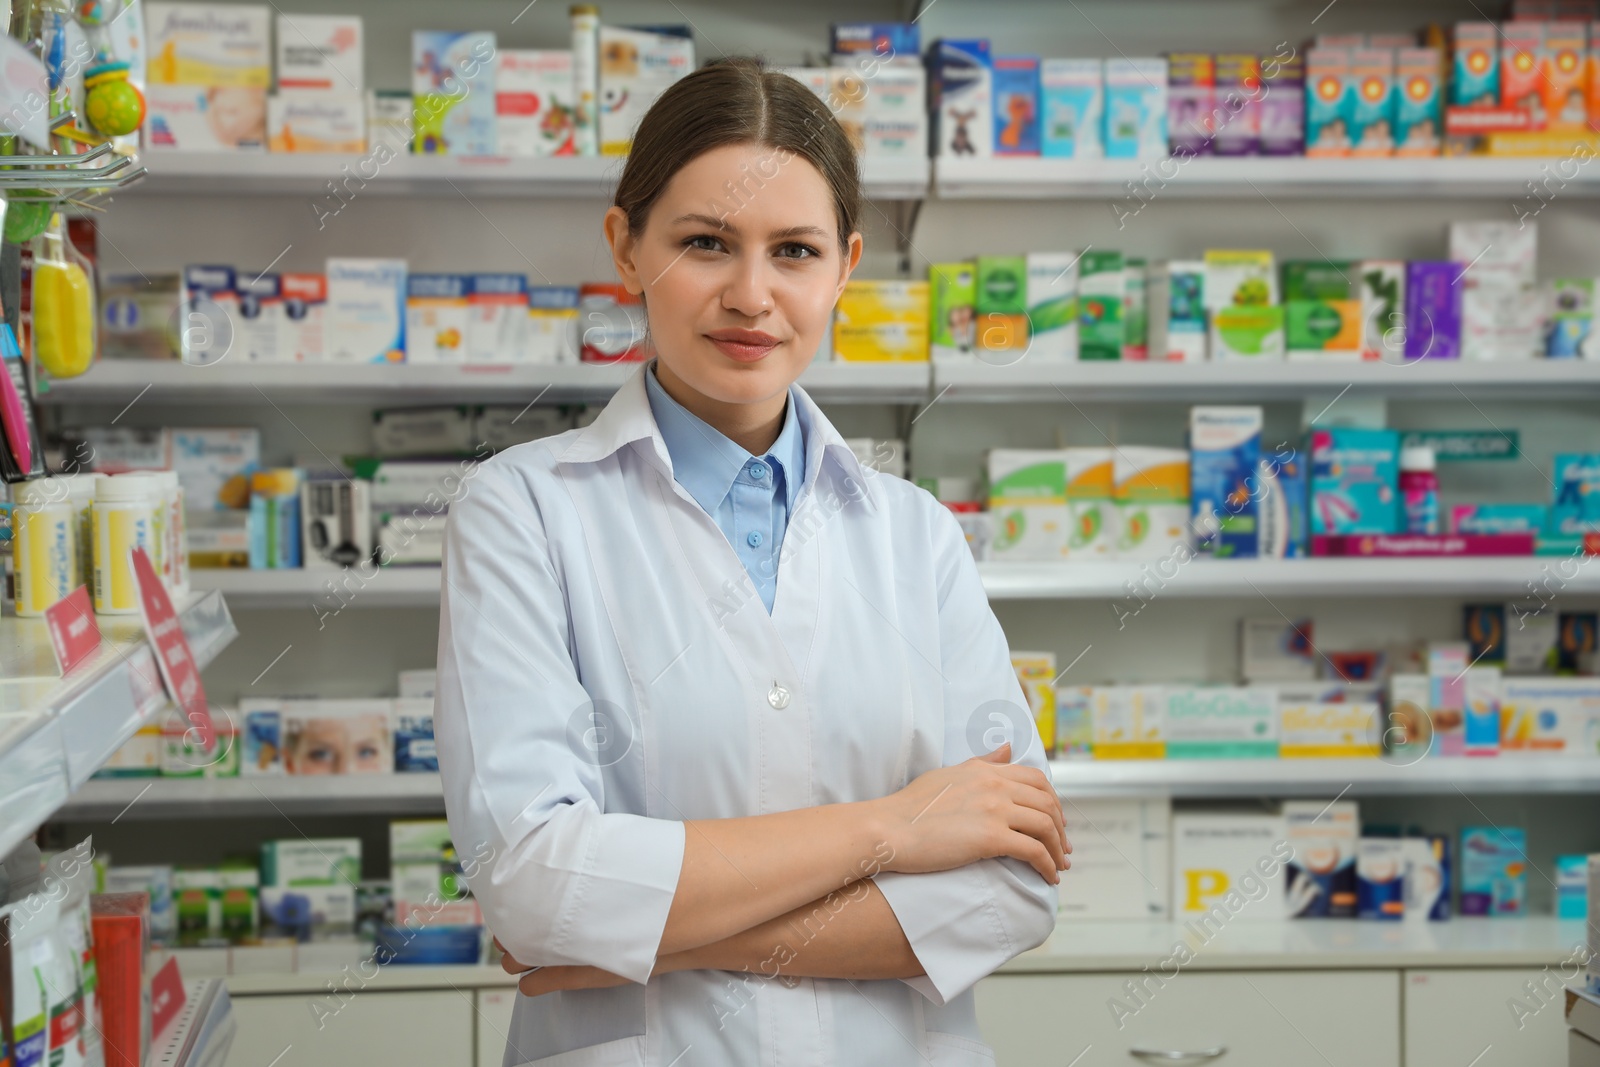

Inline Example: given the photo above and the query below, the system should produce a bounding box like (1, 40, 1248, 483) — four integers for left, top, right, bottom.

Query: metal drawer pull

(1129, 1047, 1226, 1062)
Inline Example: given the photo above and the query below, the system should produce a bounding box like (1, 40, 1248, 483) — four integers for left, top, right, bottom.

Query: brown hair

(612, 57, 862, 254)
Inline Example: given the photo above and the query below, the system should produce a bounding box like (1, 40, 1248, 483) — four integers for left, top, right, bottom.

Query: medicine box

(405, 274, 470, 363)
(300, 475, 371, 571)
(276, 14, 363, 91)
(1113, 446, 1189, 560)
(276, 699, 394, 775)
(182, 266, 238, 365)
(1259, 49, 1305, 156)
(833, 280, 929, 361)
(261, 838, 361, 886)
(267, 90, 366, 152)
(1164, 687, 1277, 758)
(326, 258, 406, 363)
(527, 286, 580, 364)
(160, 706, 239, 778)
(1460, 825, 1528, 916)
(1500, 678, 1600, 754)
(1091, 685, 1165, 759)
(467, 273, 529, 363)
(169, 426, 259, 512)
(861, 66, 927, 158)
(1011, 653, 1056, 756)
(829, 22, 920, 62)
(1450, 503, 1547, 534)
(1063, 447, 1114, 557)
(1464, 603, 1506, 665)
(1167, 52, 1215, 156)
(1429, 641, 1469, 756)
(1058, 798, 1171, 920)
(1103, 57, 1167, 159)
(992, 56, 1040, 155)
(987, 449, 1068, 561)
(391, 820, 483, 928)
(367, 89, 414, 151)
(259, 885, 356, 942)
(1557, 854, 1590, 919)
(1024, 253, 1078, 360)
(929, 39, 992, 158)
(1190, 405, 1263, 558)
(1171, 811, 1289, 922)
(1284, 799, 1358, 917)
(147, 3, 271, 87)
(975, 256, 1027, 354)
(1501, 21, 1543, 113)
(930, 262, 977, 361)
(597, 26, 694, 155)
(1395, 47, 1442, 155)
(1310, 427, 1400, 535)
(1544, 278, 1595, 358)
(234, 272, 280, 362)
(1464, 665, 1502, 755)
(145, 84, 268, 151)
(412, 31, 497, 156)
(1505, 611, 1559, 675)
(1305, 47, 1351, 156)
(100, 272, 182, 360)
(1242, 618, 1316, 684)
(1077, 250, 1125, 360)
(1358, 260, 1406, 361)
(279, 273, 326, 362)
(1212, 53, 1262, 155)
(1041, 58, 1103, 158)
(1402, 835, 1450, 921)
(1452, 23, 1500, 107)
(1148, 260, 1206, 362)
(1205, 250, 1283, 360)
(495, 50, 576, 156)
(1357, 838, 1406, 920)
(1283, 260, 1361, 360)
(1055, 685, 1092, 757)
(1206, 249, 1280, 310)
(1123, 258, 1149, 360)
(1347, 47, 1395, 156)
(394, 697, 437, 772)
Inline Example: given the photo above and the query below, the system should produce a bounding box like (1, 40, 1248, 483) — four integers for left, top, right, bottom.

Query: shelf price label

(151, 956, 187, 1038)
(132, 546, 215, 751)
(44, 586, 100, 675)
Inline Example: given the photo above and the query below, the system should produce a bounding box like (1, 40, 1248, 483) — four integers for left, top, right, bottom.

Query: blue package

(1190, 406, 1262, 558)
(377, 924, 483, 965)
(395, 700, 437, 772)
(1552, 453, 1600, 520)
(1451, 503, 1548, 534)
(1556, 854, 1589, 920)
(992, 55, 1041, 155)
(1461, 826, 1527, 916)
(1041, 58, 1104, 158)
(242, 707, 282, 773)
(830, 22, 918, 62)
(407, 273, 471, 300)
(1104, 57, 1168, 158)
(1356, 838, 1405, 920)
(929, 39, 992, 158)
(529, 285, 580, 309)
(1310, 427, 1401, 535)
(1259, 446, 1310, 558)
(1404, 834, 1452, 921)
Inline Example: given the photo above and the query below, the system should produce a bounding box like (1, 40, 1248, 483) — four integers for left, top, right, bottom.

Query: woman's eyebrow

(669, 214, 830, 243)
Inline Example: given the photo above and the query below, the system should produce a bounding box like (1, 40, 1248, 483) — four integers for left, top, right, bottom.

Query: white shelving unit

(185, 556, 1600, 611)
(124, 151, 931, 201)
(932, 155, 1600, 200)
(63, 772, 449, 819)
(930, 358, 1600, 403)
(35, 358, 933, 406)
(147, 978, 236, 1067)
(0, 591, 238, 858)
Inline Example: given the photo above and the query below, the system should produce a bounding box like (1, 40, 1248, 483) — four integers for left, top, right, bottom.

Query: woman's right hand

(868, 743, 1070, 885)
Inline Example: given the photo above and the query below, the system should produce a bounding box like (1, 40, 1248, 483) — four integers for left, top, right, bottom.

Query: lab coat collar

(557, 358, 881, 515)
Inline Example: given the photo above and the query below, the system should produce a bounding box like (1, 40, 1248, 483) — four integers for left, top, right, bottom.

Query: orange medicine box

(1543, 21, 1589, 131)
(1501, 21, 1546, 122)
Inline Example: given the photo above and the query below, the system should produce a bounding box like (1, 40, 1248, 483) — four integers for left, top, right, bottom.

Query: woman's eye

(686, 234, 724, 252)
(777, 243, 819, 260)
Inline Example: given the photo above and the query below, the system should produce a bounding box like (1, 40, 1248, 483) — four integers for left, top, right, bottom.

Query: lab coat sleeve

(872, 500, 1059, 1006)
(434, 459, 686, 985)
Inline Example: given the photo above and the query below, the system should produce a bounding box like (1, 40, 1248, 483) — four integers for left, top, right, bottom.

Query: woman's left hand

(495, 937, 634, 996)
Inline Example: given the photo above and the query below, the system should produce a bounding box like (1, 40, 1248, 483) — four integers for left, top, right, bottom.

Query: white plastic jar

(59, 472, 97, 591)
(12, 477, 75, 616)
(92, 473, 159, 614)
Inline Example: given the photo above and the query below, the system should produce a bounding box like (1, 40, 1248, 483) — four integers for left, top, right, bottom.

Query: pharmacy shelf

(148, 978, 235, 1067)
(931, 358, 1600, 402)
(35, 358, 932, 406)
(56, 757, 1600, 820)
(0, 590, 237, 859)
(127, 151, 930, 200)
(190, 557, 1600, 611)
(1049, 756, 1600, 798)
(934, 155, 1600, 200)
(61, 772, 448, 820)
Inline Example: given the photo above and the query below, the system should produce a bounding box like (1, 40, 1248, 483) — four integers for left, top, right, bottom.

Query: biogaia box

(987, 449, 1068, 561)
(1091, 684, 1166, 759)
(1276, 685, 1382, 757)
(1164, 687, 1278, 758)
(1114, 445, 1190, 560)
(1063, 447, 1115, 557)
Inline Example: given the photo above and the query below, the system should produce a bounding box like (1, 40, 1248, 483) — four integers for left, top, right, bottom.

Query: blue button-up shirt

(643, 359, 806, 614)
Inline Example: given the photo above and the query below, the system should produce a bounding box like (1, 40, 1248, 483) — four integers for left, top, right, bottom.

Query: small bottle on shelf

(1400, 445, 1439, 535)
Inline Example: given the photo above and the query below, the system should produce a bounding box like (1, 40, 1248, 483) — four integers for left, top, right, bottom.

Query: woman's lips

(707, 330, 780, 362)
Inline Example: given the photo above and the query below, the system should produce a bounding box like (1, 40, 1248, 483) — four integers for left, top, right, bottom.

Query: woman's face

(605, 143, 863, 412)
(287, 715, 389, 774)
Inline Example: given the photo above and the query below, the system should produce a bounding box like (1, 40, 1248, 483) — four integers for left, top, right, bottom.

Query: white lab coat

(436, 361, 1057, 1067)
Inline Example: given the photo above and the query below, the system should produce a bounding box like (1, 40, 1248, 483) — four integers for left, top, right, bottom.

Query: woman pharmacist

(435, 58, 1068, 1067)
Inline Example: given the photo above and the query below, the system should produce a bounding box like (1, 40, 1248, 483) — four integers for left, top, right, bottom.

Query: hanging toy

(31, 211, 98, 378)
(76, 1, 146, 138)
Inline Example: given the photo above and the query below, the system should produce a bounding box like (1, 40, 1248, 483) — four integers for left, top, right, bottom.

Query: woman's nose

(722, 260, 774, 317)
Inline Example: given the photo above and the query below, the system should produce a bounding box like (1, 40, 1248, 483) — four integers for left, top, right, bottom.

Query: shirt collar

(642, 359, 805, 515)
(556, 359, 879, 516)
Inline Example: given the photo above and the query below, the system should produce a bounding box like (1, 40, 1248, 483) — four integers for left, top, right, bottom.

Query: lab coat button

(767, 684, 790, 709)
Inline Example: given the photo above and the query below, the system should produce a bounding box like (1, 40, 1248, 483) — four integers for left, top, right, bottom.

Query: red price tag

(131, 546, 214, 751)
(150, 956, 186, 1037)
(43, 586, 100, 675)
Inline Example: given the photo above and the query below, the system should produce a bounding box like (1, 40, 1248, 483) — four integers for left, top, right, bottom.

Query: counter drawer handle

(1129, 1047, 1226, 1062)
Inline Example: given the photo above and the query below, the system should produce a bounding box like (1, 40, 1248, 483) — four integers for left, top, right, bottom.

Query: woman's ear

(836, 230, 864, 300)
(603, 206, 644, 296)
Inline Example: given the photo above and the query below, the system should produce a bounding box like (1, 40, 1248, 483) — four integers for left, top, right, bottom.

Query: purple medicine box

(1404, 261, 1463, 360)
(1167, 52, 1215, 155)
(1212, 53, 1262, 155)
(1259, 51, 1305, 155)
